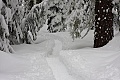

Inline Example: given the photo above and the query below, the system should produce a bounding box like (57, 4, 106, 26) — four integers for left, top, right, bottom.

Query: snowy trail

(46, 57, 76, 80)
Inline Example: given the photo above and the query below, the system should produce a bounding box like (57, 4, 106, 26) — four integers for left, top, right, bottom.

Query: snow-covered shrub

(21, 0, 49, 43)
(22, 0, 95, 39)
(46, 0, 67, 33)
(4, 0, 24, 44)
(0, 0, 14, 53)
(0, 0, 95, 53)
(44, 0, 94, 40)
(0, 0, 43, 52)
(112, 1, 120, 30)
(66, 0, 95, 40)
(6, 0, 47, 44)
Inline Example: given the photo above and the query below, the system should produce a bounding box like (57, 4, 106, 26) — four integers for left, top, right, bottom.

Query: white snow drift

(0, 40, 56, 80)
(60, 32, 120, 80)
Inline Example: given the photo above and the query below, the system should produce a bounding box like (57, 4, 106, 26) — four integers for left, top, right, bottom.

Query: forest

(0, 0, 120, 80)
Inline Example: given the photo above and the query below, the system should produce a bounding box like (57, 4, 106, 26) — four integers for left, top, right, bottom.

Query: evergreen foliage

(0, 0, 120, 53)
(66, 0, 95, 40)
(0, 0, 48, 53)
(46, 0, 68, 33)
(112, 1, 120, 30)
(0, 0, 14, 53)
(45, 0, 94, 39)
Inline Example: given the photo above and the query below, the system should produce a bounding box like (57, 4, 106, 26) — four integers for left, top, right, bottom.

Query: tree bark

(94, 0, 114, 48)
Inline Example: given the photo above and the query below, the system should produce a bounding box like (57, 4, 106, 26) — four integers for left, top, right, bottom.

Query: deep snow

(60, 32, 120, 80)
(1, 27, 120, 80)
(46, 57, 75, 80)
(0, 51, 55, 80)
(0, 37, 56, 80)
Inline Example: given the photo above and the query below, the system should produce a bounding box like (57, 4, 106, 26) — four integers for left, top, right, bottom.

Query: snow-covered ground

(60, 32, 120, 80)
(0, 46, 55, 80)
(36, 28, 94, 50)
(1, 26, 120, 80)
(46, 57, 75, 80)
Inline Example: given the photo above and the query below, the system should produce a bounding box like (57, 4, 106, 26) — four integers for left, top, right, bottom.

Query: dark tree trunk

(36, 0, 43, 4)
(94, 0, 114, 48)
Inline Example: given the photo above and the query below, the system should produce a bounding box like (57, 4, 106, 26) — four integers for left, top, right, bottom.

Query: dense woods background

(0, 0, 120, 53)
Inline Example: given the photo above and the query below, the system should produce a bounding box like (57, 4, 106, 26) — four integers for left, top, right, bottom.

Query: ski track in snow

(46, 57, 76, 80)
(46, 39, 76, 80)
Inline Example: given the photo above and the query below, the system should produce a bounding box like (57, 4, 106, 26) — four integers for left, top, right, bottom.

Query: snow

(113, 0, 119, 3)
(104, 17, 106, 19)
(98, 17, 100, 20)
(28, 30, 34, 41)
(59, 31, 120, 80)
(46, 57, 75, 80)
(101, 32, 120, 51)
(1, 24, 120, 80)
(112, 8, 118, 15)
(0, 0, 3, 10)
(6, 7, 12, 23)
(106, 9, 109, 12)
(0, 51, 30, 73)
(13, 39, 55, 57)
(0, 40, 56, 80)
(0, 15, 9, 36)
(52, 40, 62, 56)
(60, 49, 120, 80)
(36, 29, 93, 50)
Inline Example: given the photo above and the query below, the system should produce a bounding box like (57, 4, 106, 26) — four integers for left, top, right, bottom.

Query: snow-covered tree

(8, 0, 24, 44)
(0, 0, 46, 53)
(66, 0, 95, 40)
(6, 0, 45, 45)
(46, 0, 67, 33)
(0, 0, 14, 53)
(94, 0, 114, 48)
(112, 0, 120, 30)
(45, 0, 95, 35)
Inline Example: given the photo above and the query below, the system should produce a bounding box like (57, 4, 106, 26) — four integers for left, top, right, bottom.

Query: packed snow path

(46, 57, 76, 80)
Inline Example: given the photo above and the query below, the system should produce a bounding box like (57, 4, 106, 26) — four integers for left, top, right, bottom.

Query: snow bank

(101, 32, 120, 51)
(0, 51, 55, 80)
(13, 39, 55, 57)
(58, 30, 120, 80)
(36, 29, 93, 50)
(51, 30, 94, 50)
(60, 49, 120, 80)
(59, 32, 120, 80)
(0, 51, 30, 73)
(0, 36, 57, 80)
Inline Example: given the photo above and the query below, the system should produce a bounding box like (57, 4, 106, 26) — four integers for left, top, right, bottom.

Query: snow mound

(0, 52, 55, 80)
(36, 29, 93, 50)
(1, 38, 56, 80)
(60, 49, 120, 80)
(52, 30, 94, 50)
(102, 32, 120, 51)
(13, 39, 55, 57)
(0, 51, 30, 73)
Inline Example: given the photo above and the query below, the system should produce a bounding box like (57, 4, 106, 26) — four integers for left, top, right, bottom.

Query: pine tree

(0, 0, 14, 53)
(94, 0, 114, 48)
(112, 1, 120, 30)
(65, 0, 95, 40)
(46, 0, 67, 33)
(0, 0, 45, 53)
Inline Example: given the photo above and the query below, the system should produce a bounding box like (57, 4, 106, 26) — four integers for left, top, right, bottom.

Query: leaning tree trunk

(94, 0, 114, 48)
